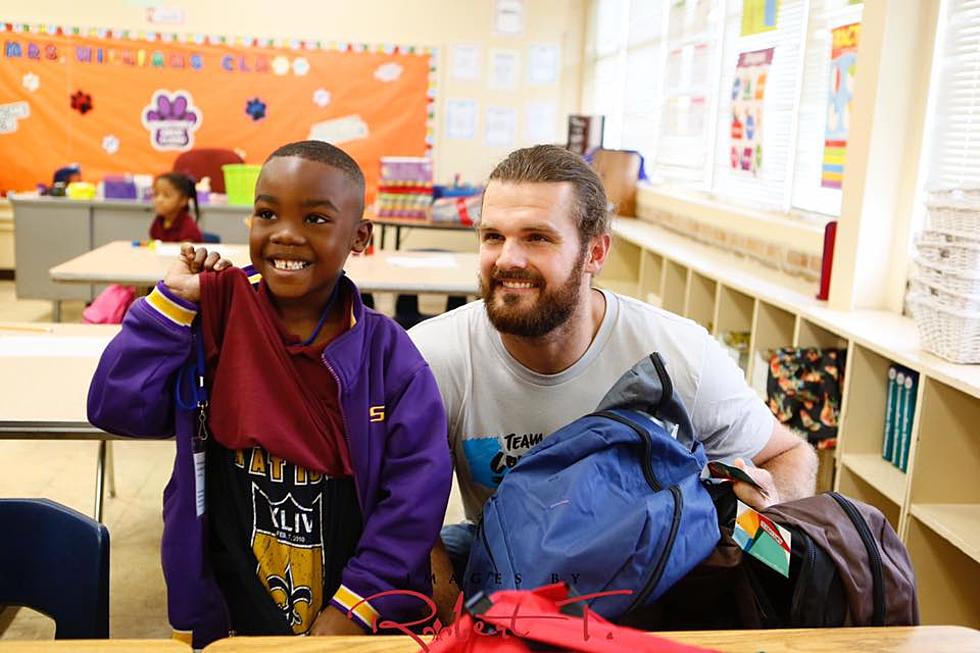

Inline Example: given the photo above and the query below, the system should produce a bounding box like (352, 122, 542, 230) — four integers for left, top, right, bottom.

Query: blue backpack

(463, 353, 720, 620)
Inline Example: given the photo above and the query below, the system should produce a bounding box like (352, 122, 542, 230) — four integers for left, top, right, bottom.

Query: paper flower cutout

(22, 72, 39, 93)
(292, 57, 310, 76)
(102, 134, 120, 155)
(272, 55, 290, 76)
(374, 62, 403, 82)
(313, 88, 331, 107)
(71, 90, 93, 115)
(246, 97, 267, 121)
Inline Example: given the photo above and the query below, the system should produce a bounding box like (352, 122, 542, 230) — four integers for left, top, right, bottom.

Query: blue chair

(202, 232, 221, 244)
(0, 499, 110, 638)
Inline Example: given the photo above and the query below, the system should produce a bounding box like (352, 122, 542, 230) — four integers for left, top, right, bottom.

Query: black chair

(0, 499, 110, 638)
(393, 293, 468, 329)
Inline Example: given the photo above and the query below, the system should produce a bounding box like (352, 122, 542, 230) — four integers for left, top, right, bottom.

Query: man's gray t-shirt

(408, 290, 773, 522)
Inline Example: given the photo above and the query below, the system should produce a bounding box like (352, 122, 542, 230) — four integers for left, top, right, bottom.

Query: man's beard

(481, 253, 586, 338)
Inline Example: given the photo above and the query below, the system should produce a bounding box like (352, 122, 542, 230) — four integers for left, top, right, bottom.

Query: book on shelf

(899, 369, 919, 472)
(882, 365, 898, 464)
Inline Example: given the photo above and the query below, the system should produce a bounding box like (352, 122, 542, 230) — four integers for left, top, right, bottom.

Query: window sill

(634, 183, 829, 256)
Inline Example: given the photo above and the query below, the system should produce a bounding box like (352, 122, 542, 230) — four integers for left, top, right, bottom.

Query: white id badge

(193, 451, 206, 517)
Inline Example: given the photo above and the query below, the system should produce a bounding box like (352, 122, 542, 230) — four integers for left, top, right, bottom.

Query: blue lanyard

(175, 332, 208, 412)
(299, 274, 344, 347)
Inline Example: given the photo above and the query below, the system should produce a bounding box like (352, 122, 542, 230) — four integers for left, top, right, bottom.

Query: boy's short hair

(266, 140, 366, 215)
(488, 144, 609, 243)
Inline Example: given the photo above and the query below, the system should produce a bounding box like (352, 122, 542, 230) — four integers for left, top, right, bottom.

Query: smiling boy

(89, 141, 451, 646)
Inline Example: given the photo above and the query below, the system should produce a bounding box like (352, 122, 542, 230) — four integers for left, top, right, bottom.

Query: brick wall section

(637, 208, 823, 283)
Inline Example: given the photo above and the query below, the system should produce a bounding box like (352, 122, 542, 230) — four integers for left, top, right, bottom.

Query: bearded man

(408, 144, 817, 611)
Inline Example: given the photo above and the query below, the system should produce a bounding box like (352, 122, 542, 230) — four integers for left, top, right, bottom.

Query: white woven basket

(909, 278, 980, 313)
(915, 231, 980, 271)
(909, 294, 980, 364)
(926, 192, 980, 237)
(914, 257, 980, 296)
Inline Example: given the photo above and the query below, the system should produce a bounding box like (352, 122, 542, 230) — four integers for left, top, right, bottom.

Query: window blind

(654, 0, 726, 185)
(926, 0, 980, 189)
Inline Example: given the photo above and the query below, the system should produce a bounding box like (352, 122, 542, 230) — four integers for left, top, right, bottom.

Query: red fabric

(426, 584, 715, 653)
(149, 210, 203, 243)
(199, 267, 352, 476)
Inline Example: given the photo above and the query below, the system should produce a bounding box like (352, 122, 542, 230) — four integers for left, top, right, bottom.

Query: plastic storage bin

(222, 164, 262, 206)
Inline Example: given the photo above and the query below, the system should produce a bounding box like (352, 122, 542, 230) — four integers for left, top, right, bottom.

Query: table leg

(380, 225, 387, 250)
(395, 226, 403, 250)
(94, 440, 107, 522)
(51, 300, 62, 323)
(106, 441, 117, 498)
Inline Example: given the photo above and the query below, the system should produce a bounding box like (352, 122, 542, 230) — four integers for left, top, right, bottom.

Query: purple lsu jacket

(87, 276, 452, 647)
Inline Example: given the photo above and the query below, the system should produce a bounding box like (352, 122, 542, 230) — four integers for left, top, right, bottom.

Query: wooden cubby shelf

(841, 453, 908, 507)
(604, 216, 980, 627)
(909, 504, 980, 565)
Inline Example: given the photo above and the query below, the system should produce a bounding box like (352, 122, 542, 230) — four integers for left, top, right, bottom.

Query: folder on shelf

(883, 365, 898, 463)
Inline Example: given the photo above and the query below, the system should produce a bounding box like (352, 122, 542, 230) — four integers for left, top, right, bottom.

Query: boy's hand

(309, 605, 367, 636)
(162, 243, 232, 302)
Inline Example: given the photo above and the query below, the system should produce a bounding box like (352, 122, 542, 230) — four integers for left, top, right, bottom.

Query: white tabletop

(49, 241, 480, 295)
(0, 323, 119, 435)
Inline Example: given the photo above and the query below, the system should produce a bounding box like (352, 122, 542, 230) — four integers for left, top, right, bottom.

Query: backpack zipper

(626, 485, 683, 613)
(828, 492, 886, 626)
(591, 410, 661, 491)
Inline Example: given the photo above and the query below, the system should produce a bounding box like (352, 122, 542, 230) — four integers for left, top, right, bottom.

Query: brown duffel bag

(622, 488, 918, 630)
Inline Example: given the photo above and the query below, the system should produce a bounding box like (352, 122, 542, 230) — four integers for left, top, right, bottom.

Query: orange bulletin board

(0, 23, 436, 203)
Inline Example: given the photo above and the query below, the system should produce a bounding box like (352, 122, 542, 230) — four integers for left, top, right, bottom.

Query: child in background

(150, 172, 204, 242)
(88, 141, 451, 646)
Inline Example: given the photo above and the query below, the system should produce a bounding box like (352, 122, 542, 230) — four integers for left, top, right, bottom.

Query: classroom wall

(6, 0, 587, 188)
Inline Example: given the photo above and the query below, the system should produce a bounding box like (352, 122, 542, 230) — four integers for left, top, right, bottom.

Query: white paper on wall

(489, 50, 520, 90)
(445, 98, 478, 140)
(494, 0, 525, 35)
(451, 44, 482, 81)
(485, 106, 518, 147)
(527, 43, 560, 85)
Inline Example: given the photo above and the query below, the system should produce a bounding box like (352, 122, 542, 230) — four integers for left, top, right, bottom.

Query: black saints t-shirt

(207, 441, 363, 635)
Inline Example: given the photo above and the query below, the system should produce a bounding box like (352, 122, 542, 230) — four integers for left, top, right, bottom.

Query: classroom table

(0, 640, 189, 652)
(371, 215, 475, 250)
(199, 626, 980, 652)
(49, 241, 480, 295)
(0, 322, 122, 522)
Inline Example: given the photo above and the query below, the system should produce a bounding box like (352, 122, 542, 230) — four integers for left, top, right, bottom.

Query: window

(790, 0, 866, 216)
(923, 0, 980, 190)
(582, 0, 668, 163)
(584, 0, 866, 217)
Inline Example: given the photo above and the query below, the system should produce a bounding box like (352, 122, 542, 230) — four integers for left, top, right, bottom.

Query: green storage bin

(222, 164, 262, 206)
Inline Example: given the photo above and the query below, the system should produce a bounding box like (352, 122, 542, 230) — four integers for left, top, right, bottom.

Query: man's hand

(309, 605, 368, 636)
(731, 457, 779, 510)
(162, 243, 232, 302)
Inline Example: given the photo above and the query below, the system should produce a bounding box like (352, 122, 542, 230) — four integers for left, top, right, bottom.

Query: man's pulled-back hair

(266, 140, 366, 214)
(488, 145, 610, 243)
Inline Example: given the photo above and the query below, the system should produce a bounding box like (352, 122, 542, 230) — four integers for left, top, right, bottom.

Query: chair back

(0, 499, 110, 638)
(173, 149, 244, 194)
